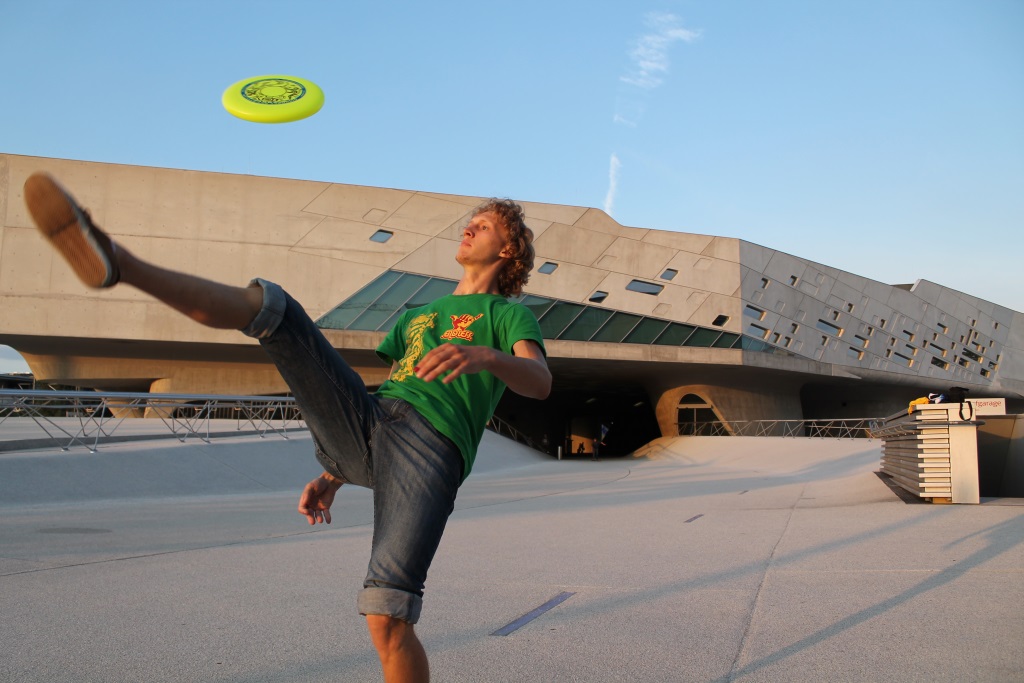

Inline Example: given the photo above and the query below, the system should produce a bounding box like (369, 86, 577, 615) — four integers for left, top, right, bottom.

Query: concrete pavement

(1, 428, 1022, 682)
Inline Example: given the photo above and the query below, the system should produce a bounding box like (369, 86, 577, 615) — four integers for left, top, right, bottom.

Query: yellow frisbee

(222, 75, 324, 123)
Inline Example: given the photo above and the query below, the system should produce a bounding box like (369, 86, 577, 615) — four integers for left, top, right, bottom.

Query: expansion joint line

(725, 482, 806, 682)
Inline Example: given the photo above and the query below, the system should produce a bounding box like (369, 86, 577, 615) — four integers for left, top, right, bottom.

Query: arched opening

(676, 393, 721, 435)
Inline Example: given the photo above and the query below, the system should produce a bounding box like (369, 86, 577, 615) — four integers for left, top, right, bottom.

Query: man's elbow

(533, 369, 552, 400)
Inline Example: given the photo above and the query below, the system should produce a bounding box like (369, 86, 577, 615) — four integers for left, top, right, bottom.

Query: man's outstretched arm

(414, 339, 551, 399)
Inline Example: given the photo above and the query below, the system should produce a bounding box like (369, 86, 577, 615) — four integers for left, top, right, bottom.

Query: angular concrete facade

(2, 154, 1021, 454)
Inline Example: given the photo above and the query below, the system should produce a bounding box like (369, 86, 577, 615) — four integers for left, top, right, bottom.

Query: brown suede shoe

(23, 172, 120, 288)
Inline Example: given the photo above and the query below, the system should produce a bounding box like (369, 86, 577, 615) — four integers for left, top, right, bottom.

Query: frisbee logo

(223, 74, 324, 123)
(241, 78, 307, 105)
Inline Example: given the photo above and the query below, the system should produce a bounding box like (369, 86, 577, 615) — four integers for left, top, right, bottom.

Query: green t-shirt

(375, 293, 545, 481)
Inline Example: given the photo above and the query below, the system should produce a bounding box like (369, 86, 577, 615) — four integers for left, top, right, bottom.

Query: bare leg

(117, 247, 263, 330)
(23, 171, 262, 331)
(366, 615, 430, 683)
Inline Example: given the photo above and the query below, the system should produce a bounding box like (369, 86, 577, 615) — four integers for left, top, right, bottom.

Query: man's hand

(413, 340, 550, 399)
(297, 473, 344, 525)
(414, 344, 494, 385)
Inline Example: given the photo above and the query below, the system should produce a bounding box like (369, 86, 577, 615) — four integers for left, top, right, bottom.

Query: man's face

(456, 210, 508, 266)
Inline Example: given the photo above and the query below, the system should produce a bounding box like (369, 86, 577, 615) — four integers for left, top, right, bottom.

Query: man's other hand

(297, 474, 343, 525)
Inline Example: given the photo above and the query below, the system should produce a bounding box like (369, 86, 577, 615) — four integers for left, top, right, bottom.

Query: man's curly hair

(475, 198, 535, 298)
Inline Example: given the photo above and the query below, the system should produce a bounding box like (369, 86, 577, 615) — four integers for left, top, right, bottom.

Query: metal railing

(0, 390, 305, 452)
(678, 418, 881, 439)
(1, 389, 541, 454)
(486, 414, 540, 451)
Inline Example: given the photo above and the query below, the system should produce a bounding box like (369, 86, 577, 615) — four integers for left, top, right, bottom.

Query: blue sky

(2, 0, 1022, 373)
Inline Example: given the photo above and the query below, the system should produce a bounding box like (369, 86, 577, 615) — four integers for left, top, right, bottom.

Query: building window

(712, 315, 729, 327)
(847, 347, 864, 360)
(589, 291, 608, 303)
(370, 229, 393, 243)
(537, 262, 558, 274)
(893, 352, 914, 367)
(625, 279, 663, 295)
(816, 319, 843, 337)
(744, 305, 765, 320)
(931, 357, 949, 370)
(660, 268, 678, 280)
(748, 323, 770, 339)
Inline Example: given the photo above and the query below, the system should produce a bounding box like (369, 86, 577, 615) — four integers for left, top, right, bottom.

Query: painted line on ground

(490, 591, 576, 636)
(684, 514, 704, 523)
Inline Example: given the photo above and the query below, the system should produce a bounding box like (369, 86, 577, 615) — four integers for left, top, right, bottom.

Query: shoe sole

(24, 173, 112, 288)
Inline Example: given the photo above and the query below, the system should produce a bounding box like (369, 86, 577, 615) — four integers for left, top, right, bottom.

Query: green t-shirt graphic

(375, 293, 545, 481)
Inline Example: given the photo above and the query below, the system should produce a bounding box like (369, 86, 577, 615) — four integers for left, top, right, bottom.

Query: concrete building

(2, 154, 1021, 454)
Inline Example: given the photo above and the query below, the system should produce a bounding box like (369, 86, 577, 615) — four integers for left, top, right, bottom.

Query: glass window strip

(376, 278, 457, 332)
(591, 312, 644, 343)
(712, 332, 740, 348)
(519, 295, 556, 321)
(654, 323, 696, 346)
(624, 318, 669, 344)
(539, 301, 587, 338)
(560, 307, 615, 341)
(316, 270, 402, 329)
(349, 273, 429, 331)
(686, 328, 723, 347)
(320, 270, 784, 356)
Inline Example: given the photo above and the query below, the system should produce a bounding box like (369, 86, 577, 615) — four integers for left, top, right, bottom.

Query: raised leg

(23, 172, 262, 330)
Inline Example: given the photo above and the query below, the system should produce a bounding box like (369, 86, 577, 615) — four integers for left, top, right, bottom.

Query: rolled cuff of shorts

(358, 586, 423, 625)
(241, 278, 287, 339)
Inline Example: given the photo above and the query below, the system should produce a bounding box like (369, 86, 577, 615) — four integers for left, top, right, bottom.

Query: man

(23, 172, 552, 683)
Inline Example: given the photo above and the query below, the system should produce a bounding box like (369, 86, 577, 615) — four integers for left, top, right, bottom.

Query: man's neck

(453, 264, 503, 296)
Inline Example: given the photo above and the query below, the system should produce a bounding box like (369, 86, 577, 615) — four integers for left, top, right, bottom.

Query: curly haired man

(24, 173, 551, 683)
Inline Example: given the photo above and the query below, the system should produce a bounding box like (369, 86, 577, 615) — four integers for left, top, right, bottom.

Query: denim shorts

(242, 278, 463, 624)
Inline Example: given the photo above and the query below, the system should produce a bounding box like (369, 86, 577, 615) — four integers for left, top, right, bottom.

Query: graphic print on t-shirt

(441, 313, 484, 342)
(392, 312, 437, 382)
